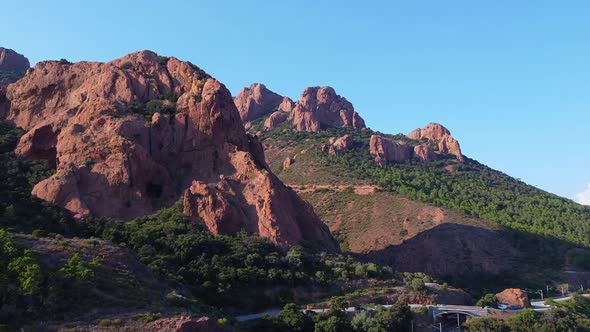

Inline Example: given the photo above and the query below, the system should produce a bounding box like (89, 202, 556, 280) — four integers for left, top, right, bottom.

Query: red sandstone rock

(413, 144, 437, 162)
(0, 47, 30, 72)
(408, 123, 464, 161)
(289, 87, 366, 132)
(495, 289, 531, 308)
(234, 83, 284, 122)
(264, 111, 289, 129)
(369, 135, 413, 165)
(283, 156, 294, 170)
(2, 50, 338, 250)
(278, 96, 294, 112)
(328, 134, 353, 156)
(183, 150, 337, 250)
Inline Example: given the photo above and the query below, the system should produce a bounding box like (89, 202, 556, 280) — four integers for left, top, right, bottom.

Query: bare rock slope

(0, 51, 337, 250)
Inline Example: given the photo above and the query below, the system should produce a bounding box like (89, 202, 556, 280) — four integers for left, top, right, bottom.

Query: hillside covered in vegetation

(253, 119, 590, 293)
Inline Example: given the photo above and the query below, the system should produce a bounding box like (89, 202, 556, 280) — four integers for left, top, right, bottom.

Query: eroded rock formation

(0, 47, 30, 86)
(324, 134, 354, 156)
(234, 83, 285, 122)
(289, 87, 365, 132)
(264, 110, 289, 129)
(1, 51, 338, 250)
(408, 123, 464, 161)
(369, 135, 413, 165)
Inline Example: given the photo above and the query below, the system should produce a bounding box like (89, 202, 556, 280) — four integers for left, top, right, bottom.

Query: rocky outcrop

(183, 151, 337, 250)
(413, 144, 437, 162)
(408, 123, 464, 161)
(369, 135, 413, 165)
(234, 83, 285, 122)
(283, 156, 294, 170)
(324, 134, 353, 156)
(289, 87, 366, 132)
(0, 48, 30, 86)
(1, 50, 338, 250)
(0, 47, 29, 72)
(148, 316, 225, 332)
(264, 110, 289, 129)
(495, 289, 531, 308)
(278, 96, 294, 113)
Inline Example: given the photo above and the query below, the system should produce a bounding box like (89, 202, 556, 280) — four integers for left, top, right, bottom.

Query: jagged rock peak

(234, 83, 289, 122)
(408, 123, 464, 161)
(0, 47, 31, 86)
(1, 50, 338, 251)
(290, 86, 366, 132)
(0, 47, 30, 72)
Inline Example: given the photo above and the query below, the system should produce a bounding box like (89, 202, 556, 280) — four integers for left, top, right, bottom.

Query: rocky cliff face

(369, 135, 414, 165)
(236, 84, 366, 132)
(0, 47, 30, 86)
(289, 87, 366, 132)
(368, 123, 464, 164)
(234, 83, 289, 122)
(408, 123, 464, 161)
(1, 51, 338, 251)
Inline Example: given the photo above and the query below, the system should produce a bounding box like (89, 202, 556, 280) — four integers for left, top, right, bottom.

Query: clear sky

(2, 0, 589, 203)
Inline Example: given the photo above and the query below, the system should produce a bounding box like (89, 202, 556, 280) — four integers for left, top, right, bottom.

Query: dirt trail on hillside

(288, 184, 379, 195)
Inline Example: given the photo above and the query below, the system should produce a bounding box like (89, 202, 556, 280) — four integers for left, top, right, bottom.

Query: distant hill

(0, 47, 29, 86)
(238, 83, 590, 293)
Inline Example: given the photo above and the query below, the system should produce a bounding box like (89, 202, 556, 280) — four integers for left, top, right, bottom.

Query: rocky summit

(0, 47, 30, 86)
(235, 83, 366, 132)
(289, 86, 366, 132)
(234, 83, 292, 122)
(408, 122, 464, 161)
(0, 50, 337, 250)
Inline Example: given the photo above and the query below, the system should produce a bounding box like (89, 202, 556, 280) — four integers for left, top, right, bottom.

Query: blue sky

(2, 0, 589, 202)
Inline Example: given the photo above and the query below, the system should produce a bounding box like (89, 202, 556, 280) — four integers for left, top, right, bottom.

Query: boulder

(283, 156, 294, 169)
(496, 288, 531, 308)
(2, 50, 338, 251)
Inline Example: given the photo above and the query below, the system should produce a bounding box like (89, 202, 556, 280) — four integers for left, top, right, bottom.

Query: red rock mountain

(0, 47, 30, 72)
(289, 87, 365, 132)
(0, 50, 338, 250)
(236, 84, 366, 132)
(234, 83, 293, 122)
(408, 123, 464, 161)
(0, 47, 30, 86)
(369, 124, 463, 164)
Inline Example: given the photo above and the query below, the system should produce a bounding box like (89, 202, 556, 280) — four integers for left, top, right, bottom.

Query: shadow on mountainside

(360, 223, 587, 295)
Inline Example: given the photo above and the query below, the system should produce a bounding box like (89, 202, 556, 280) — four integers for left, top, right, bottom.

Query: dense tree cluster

(0, 121, 399, 314)
(465, 295, 590, 331)
(80, 204, 394, 310)
(332, 137, 590, 247)
(0, 230, 96, 325)
(261, 125, 590, 248)
(241, 299, 413, 332)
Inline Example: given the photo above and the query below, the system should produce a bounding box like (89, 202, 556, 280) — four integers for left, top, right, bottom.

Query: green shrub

(157, 56, 169, 65)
